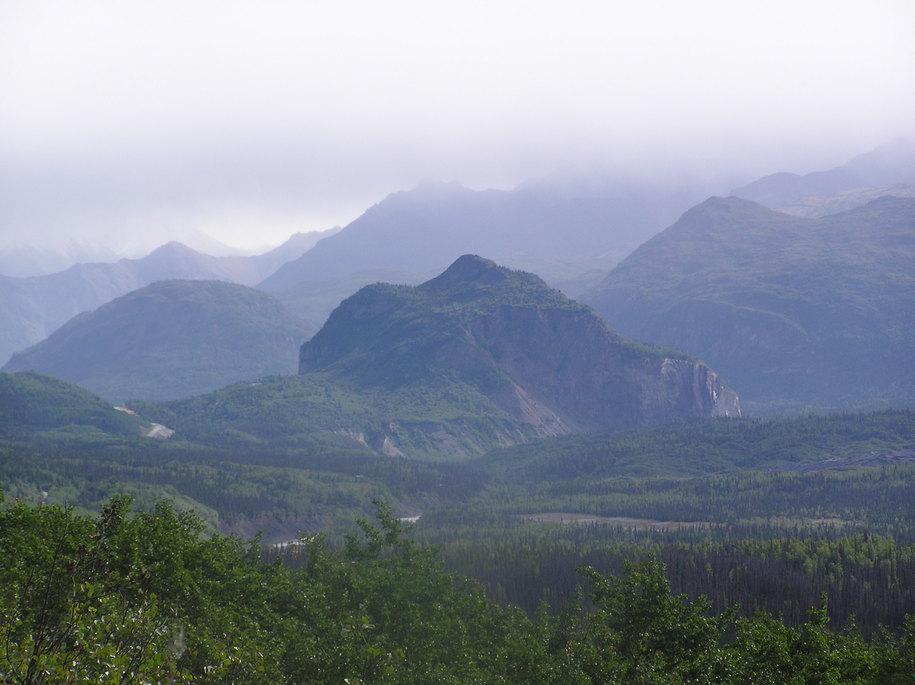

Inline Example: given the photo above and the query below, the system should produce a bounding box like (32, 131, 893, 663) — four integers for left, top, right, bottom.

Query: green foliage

(0, 498, 551, 683)
(478, 409, 915, 480)
(2, 497, 915, 683)
(0, 371, 142, 441)
(3, 402, 915, 657)
(133, 371, 538, 459)
(567, 558, 732, 683)
(0, 498, 183, 683)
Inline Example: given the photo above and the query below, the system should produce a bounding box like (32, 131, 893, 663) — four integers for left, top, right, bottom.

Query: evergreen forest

(2, 379, 915, 682)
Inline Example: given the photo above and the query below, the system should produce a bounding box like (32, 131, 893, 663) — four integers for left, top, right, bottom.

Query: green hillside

(0, 371, 143, 442)
(3, 280, 313, 403)
(585, 196, 915, 406)
(134, 371, 539, 460)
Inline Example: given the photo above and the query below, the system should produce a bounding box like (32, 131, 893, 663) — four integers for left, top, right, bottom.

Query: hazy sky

(1, 0, 914, 254)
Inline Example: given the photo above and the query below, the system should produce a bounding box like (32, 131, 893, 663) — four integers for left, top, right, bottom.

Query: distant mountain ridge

(0, 243, 120, 278)
(584, 195, 915, 405)
(774, 183, 915, 218)
(258, 178, 712, 296)
(3, 280, 312, 402)
(732, 138, 915, 208)
(0, 230, 334, 366)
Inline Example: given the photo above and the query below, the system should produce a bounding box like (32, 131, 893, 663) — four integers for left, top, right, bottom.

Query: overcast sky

(1, 0, 914, 254)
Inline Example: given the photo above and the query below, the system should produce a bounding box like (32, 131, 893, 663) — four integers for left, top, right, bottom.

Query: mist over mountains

(0, 230, 336, 365)
(2, 140, 913, 415)
(3, 139, 915, 664)
(0, 168, 715, 368)
(4, 7, 915, 675)
(731, 138, 915, 209)
(259, 177, 710, 295)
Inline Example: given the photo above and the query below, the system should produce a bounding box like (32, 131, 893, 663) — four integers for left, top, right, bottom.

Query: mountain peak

(670, 195, 788, 234)
(3, 279, 311, 402)
(300, 257, 738, 431)
(584, 186, 915, 403)
(693, 195, 764, 211)
(380, 180, 473, 206)
(145, 241, 202, 259)
(420, 255, 507, 291)
(414, 254, 574, 311)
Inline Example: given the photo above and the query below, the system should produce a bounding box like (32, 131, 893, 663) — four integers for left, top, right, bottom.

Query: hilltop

(3, 280, 312, 402)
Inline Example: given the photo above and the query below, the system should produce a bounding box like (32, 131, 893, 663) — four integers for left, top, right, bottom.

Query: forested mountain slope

(3, 280, 312, 402)
(585, 196, 915, 405)
(0, 232, 331, 366)
(139, 256, 737, 459)
(258, 179, 708, 298)
(300, 254, 739, 433)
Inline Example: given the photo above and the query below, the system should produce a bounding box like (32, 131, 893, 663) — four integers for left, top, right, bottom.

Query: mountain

(142, 256, 738, 460)
(0, 371, 145, 442)
(250, 227, 340, 271)
(0, 242, 120, 278)
(732, 138, 915, 208)
(3, 280, 312, 403)
(584, 195, 915, 406)
(0, 242, 246, 365)
(300, 255, 739, 433)
(258, 179, 711, 298)
(0, 232, 332, 366)
(274, 267, 430, 330)
(776, 183, 915, 218)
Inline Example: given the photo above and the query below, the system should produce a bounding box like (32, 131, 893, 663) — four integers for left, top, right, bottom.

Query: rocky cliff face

(445, 305, 739, 432)
(300, 255, 739, 436)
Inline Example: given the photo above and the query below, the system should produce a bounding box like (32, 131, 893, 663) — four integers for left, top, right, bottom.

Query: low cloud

(1, 0, 913, 252)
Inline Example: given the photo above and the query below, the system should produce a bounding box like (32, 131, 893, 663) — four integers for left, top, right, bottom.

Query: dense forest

(2, 497, 915, 684)
(2, 379, 915, 680)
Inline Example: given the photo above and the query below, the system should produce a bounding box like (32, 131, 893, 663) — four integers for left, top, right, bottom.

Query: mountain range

(0, 173, 716, 369)
(1, 140, 913, 412)
(731, 138, 915, 209)
(136, 256, 738, 459)
(0, 230, 335, 366)
(258, 178, 711, 296)
(584, 195, 915, 405)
